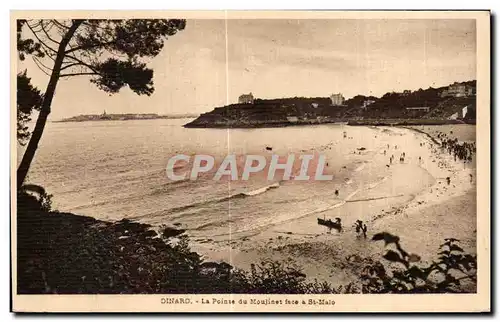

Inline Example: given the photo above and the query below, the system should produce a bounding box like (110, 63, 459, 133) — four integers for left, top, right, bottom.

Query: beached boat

(317, 217, 342, 231)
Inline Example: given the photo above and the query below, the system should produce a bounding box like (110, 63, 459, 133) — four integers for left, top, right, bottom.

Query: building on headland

(100, 110, 111, 120)
(447, 106, 470, 120)
(440, 82, 475, 98)
(462, 105, 469, 118)
(330, 93, 345, 106)
(238, 92, 255, 104)
(402, 90, 412, 96)
(406, 107, 430, 112)
(361, 99, 376, 109)
(448, 112, 459, 120)
(311, 103, 319, 108)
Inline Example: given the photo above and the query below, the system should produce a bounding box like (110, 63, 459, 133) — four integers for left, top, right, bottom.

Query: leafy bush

(361, 232, 477, 293)
(17, 198, 336, 294)
(18, 184, 53, 212)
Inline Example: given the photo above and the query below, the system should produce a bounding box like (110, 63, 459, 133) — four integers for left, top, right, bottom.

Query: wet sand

(191, 125, 476, 287)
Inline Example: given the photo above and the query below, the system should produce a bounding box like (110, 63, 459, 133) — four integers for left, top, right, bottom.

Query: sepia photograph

(11, 10, 490, 313)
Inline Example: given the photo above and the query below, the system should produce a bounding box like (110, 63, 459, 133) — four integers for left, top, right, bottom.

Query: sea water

(19, 119, 434, 239)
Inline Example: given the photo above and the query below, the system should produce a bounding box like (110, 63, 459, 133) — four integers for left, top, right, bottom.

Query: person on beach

(446, 177, 451, 185)
(354, 220, 368, 239)
(335, 189, 339, 197)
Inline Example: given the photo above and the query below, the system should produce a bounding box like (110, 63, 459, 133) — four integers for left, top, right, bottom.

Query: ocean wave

(189, 187, 361, 236)
(242, 182, 280, 196)
(134, 182, 282, 220)
(193, 199, 348, 236)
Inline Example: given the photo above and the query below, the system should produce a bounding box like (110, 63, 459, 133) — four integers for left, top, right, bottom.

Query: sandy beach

(192, 125, 477, 287)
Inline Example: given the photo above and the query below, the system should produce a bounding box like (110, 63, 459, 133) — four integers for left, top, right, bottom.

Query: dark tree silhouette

(16, 19, 186, 186)
(17, 70, 43, 146)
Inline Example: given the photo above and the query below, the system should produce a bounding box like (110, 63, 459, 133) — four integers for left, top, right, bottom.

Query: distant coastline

(56, 113, 199, 123)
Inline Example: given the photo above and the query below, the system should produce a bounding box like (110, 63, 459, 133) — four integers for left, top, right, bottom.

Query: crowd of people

(437, 132, 476, 163)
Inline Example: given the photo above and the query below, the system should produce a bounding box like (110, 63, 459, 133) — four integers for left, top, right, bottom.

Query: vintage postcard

(11, 10, 490, 313)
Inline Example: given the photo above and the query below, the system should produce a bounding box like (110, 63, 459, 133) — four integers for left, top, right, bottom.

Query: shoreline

(20, 124, 476, 291)
(183, 118, 475, 129)
(189, 125, 476, 286)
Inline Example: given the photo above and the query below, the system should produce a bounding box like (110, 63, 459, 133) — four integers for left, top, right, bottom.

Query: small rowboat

(317, 217, 342, 232)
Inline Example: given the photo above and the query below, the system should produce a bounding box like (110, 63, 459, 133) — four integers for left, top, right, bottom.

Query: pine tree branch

(64, 29, 147, 55)
(40, 48, 57, 62)
(40, 20, 61, 46)
(25, 21, 58, 54)
(59, 62, 83, 71)
(32, 57, 52, 77)
(52, 20, 71, 31)
(60, 72, 99, 78)
(63, 54, 99, 74)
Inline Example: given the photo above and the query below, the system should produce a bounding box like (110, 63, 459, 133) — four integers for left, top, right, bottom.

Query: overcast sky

(19, 19, 476, 120)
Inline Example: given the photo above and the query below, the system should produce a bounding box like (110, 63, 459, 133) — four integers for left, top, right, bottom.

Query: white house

(462, 105, 468, 118)
(361, 100, 376, 109)
(441, 82, 475, 98)
(330, 93, 345, 106)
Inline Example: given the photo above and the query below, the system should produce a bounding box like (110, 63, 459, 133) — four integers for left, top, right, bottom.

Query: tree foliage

(362, 232, 477, 293)
(16, 71, 43, 145)
(17, 193, 336, 294)
(17, 19, 185, 95)
(16, 19, 186, 186)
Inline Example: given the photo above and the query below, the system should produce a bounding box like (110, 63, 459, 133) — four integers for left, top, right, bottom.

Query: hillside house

(441, 82, 475, 98)
(238, 92, 255, 104)
(330, 93, 345, 106)
(462, 105, 469, 118)
(447, 106, 470, 120)
(361, 99, 376, 109)
(405, 107, 430, 112)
